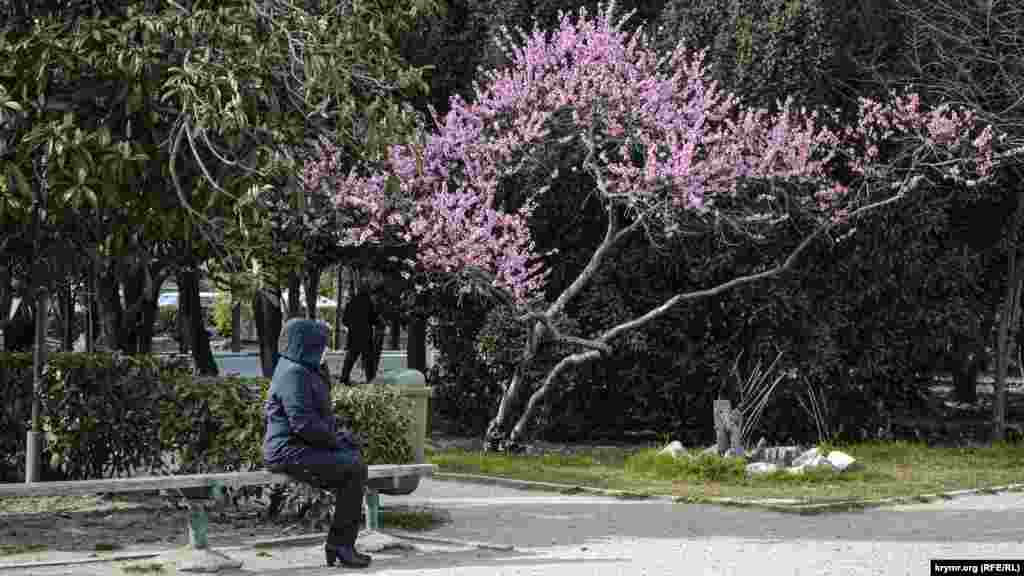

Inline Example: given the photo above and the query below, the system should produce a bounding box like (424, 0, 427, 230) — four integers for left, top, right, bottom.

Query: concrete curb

(433, 472, 672, 501)
(726, 482, 1024, 514)
(433, 472, 1024, 513)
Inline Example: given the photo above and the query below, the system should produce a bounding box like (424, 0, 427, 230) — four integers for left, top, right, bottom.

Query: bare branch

(168, 117, 240, 267)
(509, 349, 604, 443)
(169, 120, 202, 222)
(184, 120, 235, 201)
(555, 334, 613, 354)
(598, 191, 910, 345)
(544, 132, 627, 318)
(199, 127, 259, 174)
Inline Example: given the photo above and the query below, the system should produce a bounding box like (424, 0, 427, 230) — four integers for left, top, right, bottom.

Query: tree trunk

(253, 287, 283, 378)
(136, 294, 158, 355)
(407, 315, 428, 372)
(179, 267, 217, 376)
(485, 322, 546, 449)
(952, 335, 980, 404)
(304, 264, 320, 320)
(121, 262, 161, 355)
(334, 265, 345, 350)
(389, 318, 401, 350)
(287, 272, 301, 319)
(231, 302, 241, 352)
(61, 284, 73, 351)
(994, 187, 1024, 442)
(994, 267, 1024, 441)
(96, 267, 124, 352)
(123, 272, 143, 354)
(28, 287, 49, 481)
(177, 276, 190, 354)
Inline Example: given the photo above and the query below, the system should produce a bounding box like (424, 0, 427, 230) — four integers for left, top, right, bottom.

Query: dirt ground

(0, 493, 304, 556)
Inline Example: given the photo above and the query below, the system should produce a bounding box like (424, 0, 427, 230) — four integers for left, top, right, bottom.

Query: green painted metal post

(187, 504, 210, 549)
(366, 490, 381, 530)
(185, 481, 226, 550)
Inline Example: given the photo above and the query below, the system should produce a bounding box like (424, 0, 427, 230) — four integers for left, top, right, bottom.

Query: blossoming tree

(304, 2, 1011, 448)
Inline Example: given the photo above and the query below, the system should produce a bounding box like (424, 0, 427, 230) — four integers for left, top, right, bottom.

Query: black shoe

(325, 544, 371, 568)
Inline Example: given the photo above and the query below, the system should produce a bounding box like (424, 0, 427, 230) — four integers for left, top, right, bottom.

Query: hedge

(0, 352, 413, 483)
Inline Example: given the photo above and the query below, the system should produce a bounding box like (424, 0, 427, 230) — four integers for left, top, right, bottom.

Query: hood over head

(280, 318, 330, 372)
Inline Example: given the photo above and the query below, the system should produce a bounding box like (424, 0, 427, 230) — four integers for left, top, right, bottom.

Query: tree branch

(599, 191, 910, 344)
(509, 349, 603, 443)
(555, 334, 613, 354)
(169, 120, 202, 222)
(184, 120, 235, 201)
(544, 134, 626, 318)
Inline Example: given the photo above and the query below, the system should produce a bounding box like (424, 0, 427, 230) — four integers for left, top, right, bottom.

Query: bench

(0, 464, 435, 570)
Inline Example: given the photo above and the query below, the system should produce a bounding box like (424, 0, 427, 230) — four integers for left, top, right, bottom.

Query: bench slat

(0, 464, 435, 499)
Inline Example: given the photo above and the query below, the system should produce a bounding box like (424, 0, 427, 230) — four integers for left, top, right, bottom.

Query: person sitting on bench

(263, 318, 371, 569)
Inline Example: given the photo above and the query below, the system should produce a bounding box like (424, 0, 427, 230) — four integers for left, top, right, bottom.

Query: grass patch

(121, 562, 165, 574)
(381, 506, 449, 531)
(429, 449, 629, 490)
(95, 542, 124, 552)
(429, 440, 1024, 505)
(0, 494, 146, 516)
(256, 551, 273, 558)
(0, 543, 48, 556)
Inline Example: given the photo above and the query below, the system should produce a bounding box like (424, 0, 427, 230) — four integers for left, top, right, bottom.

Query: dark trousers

(269, 447, 368, 547)
(341, 329, 377, 384)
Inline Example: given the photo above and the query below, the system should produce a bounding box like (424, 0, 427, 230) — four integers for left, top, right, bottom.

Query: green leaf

(76, 164, 87, 185)
(127, 86, 142, 115)
(384, 175, 401, 197)
(9, 164, 31, 199)
(83, 186, 97, 208)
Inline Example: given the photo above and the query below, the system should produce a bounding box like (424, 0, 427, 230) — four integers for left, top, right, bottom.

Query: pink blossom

(302, 3, 1006, 305)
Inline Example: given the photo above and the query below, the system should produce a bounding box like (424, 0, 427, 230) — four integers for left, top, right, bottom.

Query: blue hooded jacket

(263, 318, 339, 465)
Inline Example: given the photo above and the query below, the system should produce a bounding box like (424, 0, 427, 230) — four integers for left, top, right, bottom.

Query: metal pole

(26, 145, 49, 483)
(27, 289, 48, 482)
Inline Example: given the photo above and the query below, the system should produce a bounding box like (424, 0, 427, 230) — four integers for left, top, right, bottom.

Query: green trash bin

(368, 368, 433, 495)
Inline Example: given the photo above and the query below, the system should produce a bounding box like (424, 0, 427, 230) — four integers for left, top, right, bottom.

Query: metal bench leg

(162, 481, 243, 573)
(366, 489, 381, 530)
(187, 501, 211, 549)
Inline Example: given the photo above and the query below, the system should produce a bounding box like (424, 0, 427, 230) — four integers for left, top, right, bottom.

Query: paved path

(376, 479, 1024, 575)
(6, 478, 1023, 575)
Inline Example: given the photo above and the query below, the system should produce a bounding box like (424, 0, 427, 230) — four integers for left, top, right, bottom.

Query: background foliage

(0, 352, 414, 482)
